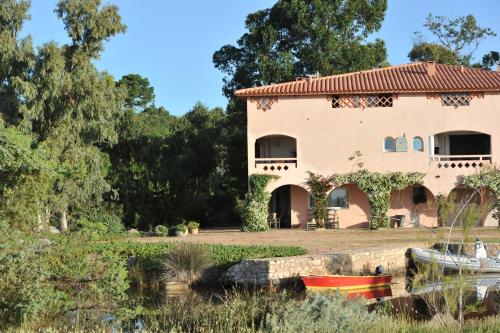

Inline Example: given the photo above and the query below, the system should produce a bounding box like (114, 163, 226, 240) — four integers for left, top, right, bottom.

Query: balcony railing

(254, 158, 297, 172)
(430, 155, 492, 169)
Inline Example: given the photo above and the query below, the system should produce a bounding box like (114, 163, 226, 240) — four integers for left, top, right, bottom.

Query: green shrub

(72, 207, 125, 238)
(154, 224, 169, 235)
(265, 292, 381, 332)
(173, 224, 188, 234)
(0, 223, 66, 328)
(0, 227, 129, 330)
(160, 243, 213, 284)
(241, 174, 278, 232)
(187, 221, 200, 230)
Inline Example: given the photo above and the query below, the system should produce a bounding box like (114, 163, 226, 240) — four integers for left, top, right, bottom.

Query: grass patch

(91, 241, 307, 268)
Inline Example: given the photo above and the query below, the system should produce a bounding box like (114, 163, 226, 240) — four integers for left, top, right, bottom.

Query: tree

(214, 0, 388, 97)
(0, 0, 127, 231)
(117, 74, 155, 112)
(408, 42, 459, 64)
(480, 51, 500, 69)
(214, 0, 389, 212)
(409, 14, 496, 65)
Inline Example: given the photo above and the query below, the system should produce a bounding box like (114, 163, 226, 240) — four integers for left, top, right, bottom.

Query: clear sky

(21, 1, 500, 116)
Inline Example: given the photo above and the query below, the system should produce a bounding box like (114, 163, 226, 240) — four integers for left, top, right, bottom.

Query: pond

(118, 272, 499, 331)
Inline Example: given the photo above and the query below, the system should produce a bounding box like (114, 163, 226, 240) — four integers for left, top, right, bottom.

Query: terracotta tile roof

(235, 62, 500, 97)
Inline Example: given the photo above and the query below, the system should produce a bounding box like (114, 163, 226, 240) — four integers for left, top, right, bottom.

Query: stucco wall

(248, 93, 500, 196)
(290, 185, 308, 227)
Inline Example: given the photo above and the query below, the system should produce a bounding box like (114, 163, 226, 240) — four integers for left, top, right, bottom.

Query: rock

(48, 226, 60, 234)
(127, 228, 140, 235)
(39, 238, 53, 248)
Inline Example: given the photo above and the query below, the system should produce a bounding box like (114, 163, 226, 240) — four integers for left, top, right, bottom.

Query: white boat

(410, 239, 500, 273)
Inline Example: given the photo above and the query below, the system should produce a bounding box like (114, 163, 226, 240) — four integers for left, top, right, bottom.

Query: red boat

(301, 275, 392, 300)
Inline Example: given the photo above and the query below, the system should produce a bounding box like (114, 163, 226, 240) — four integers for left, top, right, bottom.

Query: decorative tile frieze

(250, 97, 278, 111)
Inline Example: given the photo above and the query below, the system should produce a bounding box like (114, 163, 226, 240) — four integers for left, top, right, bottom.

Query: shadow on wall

(336, 184, 371, 228)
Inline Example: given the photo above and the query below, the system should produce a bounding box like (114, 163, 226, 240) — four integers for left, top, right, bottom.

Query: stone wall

(221, 241, 500, 286)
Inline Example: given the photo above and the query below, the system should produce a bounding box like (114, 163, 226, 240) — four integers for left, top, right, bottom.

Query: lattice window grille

(426, 92, 484, 108)
(330, 94, 395, 109)
(250, 97, 278, 111)
(442, 93, 471, 108)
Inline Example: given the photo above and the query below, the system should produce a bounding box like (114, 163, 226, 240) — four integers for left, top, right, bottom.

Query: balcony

(430, 131, 492, 170)
(431, 155, 492, 169)
(254, 135, 297, 173)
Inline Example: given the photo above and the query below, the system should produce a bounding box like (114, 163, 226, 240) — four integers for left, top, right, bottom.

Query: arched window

(413, 136, 424, 152)
(308, 189, 349, 209)
(327, 188, 349, 209)
(384, 137, 395, 152)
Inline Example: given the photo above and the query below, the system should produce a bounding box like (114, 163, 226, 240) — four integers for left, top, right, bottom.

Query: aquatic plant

(159, 243, 213, 284)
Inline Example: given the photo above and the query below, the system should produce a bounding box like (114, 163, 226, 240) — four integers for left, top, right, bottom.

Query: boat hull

(301, 275, 392, 299)
(410, 248, 500, 273)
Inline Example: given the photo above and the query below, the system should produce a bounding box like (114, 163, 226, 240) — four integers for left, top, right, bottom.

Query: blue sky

(22, 1, 500, 115)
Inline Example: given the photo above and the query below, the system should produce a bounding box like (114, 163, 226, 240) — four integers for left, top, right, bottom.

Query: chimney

(497, 64, 500, 73)
(460, 65, 465, 73)
(426, 61, 436, 77)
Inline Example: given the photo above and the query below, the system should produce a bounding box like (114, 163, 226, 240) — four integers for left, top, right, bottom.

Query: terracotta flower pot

(189, 228, 199, 235)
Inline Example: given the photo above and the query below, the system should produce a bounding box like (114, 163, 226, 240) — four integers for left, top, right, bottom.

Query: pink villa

(236, 62, 500, 229)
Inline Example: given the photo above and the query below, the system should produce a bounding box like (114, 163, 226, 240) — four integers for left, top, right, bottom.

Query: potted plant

(154, 224, 169, 236)
(187, 221, 200, 235)
(172, 224, 188, 237)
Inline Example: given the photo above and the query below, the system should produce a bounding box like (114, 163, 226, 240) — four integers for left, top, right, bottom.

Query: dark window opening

(413, 186, 427, 204)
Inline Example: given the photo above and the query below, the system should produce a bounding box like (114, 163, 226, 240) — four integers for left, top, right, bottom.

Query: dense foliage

(306, 172, 333, 228)
(108, 102, 233, 229)
(463, 166, 500, 225)
(0, 224, 129, 329)
(240, 174, 278, 231)
(333, 170, 425, 229)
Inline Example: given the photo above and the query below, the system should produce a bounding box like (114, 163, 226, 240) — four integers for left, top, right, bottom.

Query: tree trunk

(61, 210, 68, 232)
(36, 213, 43, 232)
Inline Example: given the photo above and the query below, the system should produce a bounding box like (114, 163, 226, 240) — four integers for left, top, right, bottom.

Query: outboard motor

(474, 238, 487, 259)
(375, 265, 384, 276)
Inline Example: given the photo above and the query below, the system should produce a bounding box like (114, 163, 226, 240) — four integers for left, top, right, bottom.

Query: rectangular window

(412, 186, 427, 204)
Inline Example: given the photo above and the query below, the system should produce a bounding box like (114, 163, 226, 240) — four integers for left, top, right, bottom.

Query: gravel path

(130, 227, 500, 254)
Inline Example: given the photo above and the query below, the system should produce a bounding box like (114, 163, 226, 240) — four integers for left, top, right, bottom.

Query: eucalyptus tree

(0, 0, 127, 230)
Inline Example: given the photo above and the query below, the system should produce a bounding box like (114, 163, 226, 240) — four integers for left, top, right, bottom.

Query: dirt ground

(131, 227, 500, 254)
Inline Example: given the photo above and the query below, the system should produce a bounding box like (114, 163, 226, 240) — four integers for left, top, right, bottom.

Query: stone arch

(445, 185, 496, 227)
(389, 185, 437, 228)
(268, 184, 311, 229)
(327, 184, 371, 228)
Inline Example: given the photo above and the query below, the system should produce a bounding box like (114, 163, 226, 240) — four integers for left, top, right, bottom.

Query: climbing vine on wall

(240, 174, 279, 232)
(332, 170, 425, 229)
(463, 166, 500, 226)
(306, 172, 334, 228)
